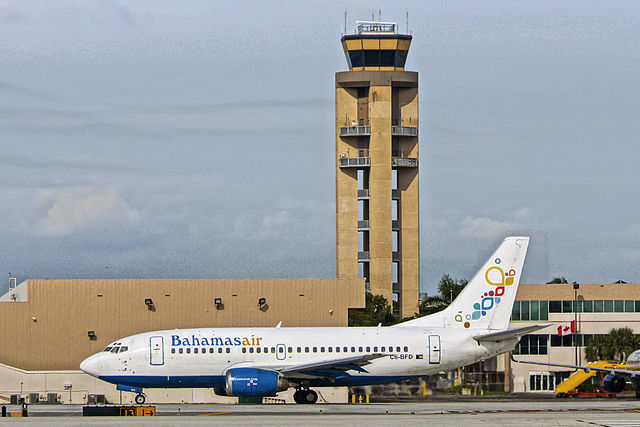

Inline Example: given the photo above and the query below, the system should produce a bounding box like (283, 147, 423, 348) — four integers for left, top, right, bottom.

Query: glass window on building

(614, 300, 624, 312)
(521, 301, 530, 321)
(625, 300, 635, 312)
(562, 301, 572, 313)
(550, 335, 562, 347)
(529, 372, 555, 392)
(574, 300, 583, 313)
(512, 301, 521, 321)
(636, 301, 640, 312)
(549, 301, 561, 313)
(583, 300, 593, 312)
(540, 301, 549, 320)
(594, 300, 603, 312)
(530, 301, 539, 321)
(604, 300, 614, 312)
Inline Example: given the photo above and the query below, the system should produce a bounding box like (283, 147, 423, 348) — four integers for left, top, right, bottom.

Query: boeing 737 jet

(81, 236, 543, 404)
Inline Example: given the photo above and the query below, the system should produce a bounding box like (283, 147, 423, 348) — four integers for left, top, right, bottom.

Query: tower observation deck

(335, 21, 419, 318)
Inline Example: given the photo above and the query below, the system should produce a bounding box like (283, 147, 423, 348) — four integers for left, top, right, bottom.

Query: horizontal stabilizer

(473, 325, 550, 342)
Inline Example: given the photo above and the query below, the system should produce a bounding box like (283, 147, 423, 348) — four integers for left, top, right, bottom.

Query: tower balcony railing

(358, 251, 370, 261)
(392, 189, 400, 199)
(392, 157, 418, 168)
(340, 126, 371, 137)
(339, 149, 370, 168)
(392, 251, 400, 262)
(358, 220, 370, 230)
(392, 220, 399, 230)
(392, 283, 401, 293)
(392, 125, 418, 136)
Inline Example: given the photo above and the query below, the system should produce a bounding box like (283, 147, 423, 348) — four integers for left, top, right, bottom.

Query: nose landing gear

(293, 388, 318, 404)
(135, 394, 146, 404)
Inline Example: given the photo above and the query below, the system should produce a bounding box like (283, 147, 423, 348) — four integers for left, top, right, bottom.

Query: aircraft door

(150, 336, 164, 365)
(276, 344, 286, 361)
(428, 335, 441, 364)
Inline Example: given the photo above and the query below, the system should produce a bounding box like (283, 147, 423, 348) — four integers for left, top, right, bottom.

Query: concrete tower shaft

(336, 22, 419, 318)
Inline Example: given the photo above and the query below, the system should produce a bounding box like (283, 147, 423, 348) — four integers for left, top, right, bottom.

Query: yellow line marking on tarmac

(195, 411, 232, 416)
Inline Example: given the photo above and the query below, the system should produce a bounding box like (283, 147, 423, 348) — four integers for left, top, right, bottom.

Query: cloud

(30, 187, 140, 237)
(459, 215, 522, 241)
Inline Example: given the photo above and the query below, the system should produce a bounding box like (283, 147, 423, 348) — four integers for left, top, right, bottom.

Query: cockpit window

(120, 346, 128, 353)
(104, 347, 113, 352)
(111, 347, 120, 353)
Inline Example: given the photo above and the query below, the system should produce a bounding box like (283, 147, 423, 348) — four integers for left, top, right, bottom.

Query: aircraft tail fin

(396, 236, 529, 330)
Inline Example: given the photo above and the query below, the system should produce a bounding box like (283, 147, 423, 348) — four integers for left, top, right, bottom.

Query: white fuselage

(81, 325, 517, 389)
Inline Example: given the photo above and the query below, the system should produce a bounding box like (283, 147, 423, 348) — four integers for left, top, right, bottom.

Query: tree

(348, 293, 396, 327)
(418, 274, 468, 316)
(546, 277, 568, 284)
(585, 328, 640, 362)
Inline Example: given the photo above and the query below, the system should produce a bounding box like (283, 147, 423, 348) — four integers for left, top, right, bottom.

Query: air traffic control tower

(336, 21, 419, 318)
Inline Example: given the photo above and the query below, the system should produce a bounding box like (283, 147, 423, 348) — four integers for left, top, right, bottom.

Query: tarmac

(2, 397, 640, 426)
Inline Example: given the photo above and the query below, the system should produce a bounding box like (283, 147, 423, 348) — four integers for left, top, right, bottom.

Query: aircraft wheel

(135, 394, 146, 404)
(293, 390, 303, 404)
(302, 389, 318, 404)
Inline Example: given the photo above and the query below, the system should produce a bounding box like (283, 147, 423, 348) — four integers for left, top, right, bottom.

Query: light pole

(573, 282, 580, 365)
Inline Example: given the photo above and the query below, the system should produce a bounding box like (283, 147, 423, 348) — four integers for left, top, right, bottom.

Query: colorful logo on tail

(454, 258, 517, 328)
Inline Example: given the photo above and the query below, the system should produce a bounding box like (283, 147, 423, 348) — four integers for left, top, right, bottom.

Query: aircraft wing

(473, 325, 550, 342)
(510, 354, 640, 378)
(258, 354, 388, 380)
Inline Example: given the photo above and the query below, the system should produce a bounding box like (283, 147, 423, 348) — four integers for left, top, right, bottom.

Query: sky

(1, 1, 639, 297)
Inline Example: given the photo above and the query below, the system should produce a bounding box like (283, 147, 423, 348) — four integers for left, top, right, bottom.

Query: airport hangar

(0, 278, 364, 404)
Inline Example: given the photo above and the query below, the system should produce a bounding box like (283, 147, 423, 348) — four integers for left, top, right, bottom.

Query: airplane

(511, 349, 640, 397)
(80, 236, 544, 404)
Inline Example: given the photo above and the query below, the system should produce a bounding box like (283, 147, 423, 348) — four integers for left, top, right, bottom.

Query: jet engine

(603, 374, 626, 393)
(225, 367, 289, 397)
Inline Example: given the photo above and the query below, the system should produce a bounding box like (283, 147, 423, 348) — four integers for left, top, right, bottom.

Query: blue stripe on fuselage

(99, 374, 422, 389)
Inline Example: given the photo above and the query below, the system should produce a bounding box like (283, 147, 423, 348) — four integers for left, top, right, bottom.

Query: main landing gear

(293, 388, 318, 404)
(135, 393, 146, 404)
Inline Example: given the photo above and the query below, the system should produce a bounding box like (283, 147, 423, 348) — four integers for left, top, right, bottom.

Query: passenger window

(366, 346, 370, 352)
(186, 348, 191, 354)
(171, 348, 176, 354)
(336, 347, 340, 353)
(279, 347, 284, 353)
(358, 346, 363, 352)
(381, 346, 385, 352)
(373, 346, 378, 352)
(249, 347, 254, 353)
(226, 348, 230, 354)
(396, 346, 401, 352)
(194, 348, 198, 354)
(179, 348, 183, 354)
(297, 347, 302, 353)
(320, 347, 325, 353)
(264, 347, 268, 353)
(271, 347, 276, 353)
(242, 348, 247, 353)
(344, 347, 348, 352)
(218, 348, 222, 354)
(328, 347, 333, 352)
(351, 347, 355, 352)
(313, 347, 318, 353)
(257, 347, 261, 353)
(202, 348, 206, 354)
(404, 346, 408, 352)
(288, 347, 292, 353)
(305, 347, 309, 353)
(210, 348, 214, 354)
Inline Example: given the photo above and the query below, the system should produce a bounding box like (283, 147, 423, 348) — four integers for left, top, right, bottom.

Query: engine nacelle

(213, 387, 229, 396)
(225, 367, 289, 397)
(603, 374, 626, 393)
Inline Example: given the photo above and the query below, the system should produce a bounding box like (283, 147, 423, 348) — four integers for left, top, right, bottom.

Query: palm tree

(585, 328, 640, 362)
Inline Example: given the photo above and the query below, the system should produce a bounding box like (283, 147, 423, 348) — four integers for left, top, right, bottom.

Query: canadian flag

(557, 320, 576, 336)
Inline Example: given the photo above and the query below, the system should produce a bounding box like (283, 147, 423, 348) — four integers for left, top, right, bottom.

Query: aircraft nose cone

(80, 354, 100, 377)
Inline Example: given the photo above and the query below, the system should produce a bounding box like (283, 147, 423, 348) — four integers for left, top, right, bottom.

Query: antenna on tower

(378, 9, 381, 21)
(406, 10, 409, 33)
(344, 10, 347, 34)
